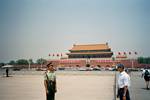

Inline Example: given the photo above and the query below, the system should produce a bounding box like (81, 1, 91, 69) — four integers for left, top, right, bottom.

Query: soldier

(44, 62, 57, 100)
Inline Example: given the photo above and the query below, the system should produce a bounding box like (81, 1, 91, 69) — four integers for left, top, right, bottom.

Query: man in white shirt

(117, 64, 130, 100)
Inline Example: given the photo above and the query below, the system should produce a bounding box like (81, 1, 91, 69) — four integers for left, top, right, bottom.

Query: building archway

(106, 65, 110, 67)
(97, 65, 101, 68)
(86, 64, 90, 67)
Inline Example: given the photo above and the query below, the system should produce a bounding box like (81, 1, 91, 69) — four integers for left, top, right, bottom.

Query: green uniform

(44, 71, 56, 100)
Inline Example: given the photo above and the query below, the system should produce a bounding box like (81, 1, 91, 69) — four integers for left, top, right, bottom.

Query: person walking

(6, 68, 9, 77)
(117, 64, 130, 100)
(44, 62, 57, 100)
(142, 69, 150, 90)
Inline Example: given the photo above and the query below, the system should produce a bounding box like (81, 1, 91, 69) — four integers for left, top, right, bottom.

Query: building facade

(47, 43, 148, 68)
(48, 43, 118, 68)
(66, 43, 113, 58)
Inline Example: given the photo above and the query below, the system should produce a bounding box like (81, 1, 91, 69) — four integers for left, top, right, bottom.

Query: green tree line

(0, 58, 47, 65)
(137, 57, 150, 64)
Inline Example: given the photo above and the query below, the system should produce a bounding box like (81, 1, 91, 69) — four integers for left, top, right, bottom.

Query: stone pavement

(116, 71, 150, 100)
(0, 71, 115, 100)
(130, 72, 150, 100)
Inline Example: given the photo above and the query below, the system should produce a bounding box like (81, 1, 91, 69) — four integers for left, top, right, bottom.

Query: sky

(0, 0, 150, 63)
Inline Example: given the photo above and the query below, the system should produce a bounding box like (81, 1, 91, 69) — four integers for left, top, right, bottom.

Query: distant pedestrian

(117, 64, 130, 100)
(6, 68, 9, 77)
(125, 68, 131, 75)
(142, 69, 150, 90)
(44, 62, 57, 100)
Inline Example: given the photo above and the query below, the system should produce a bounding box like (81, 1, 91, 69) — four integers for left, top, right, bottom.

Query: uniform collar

(47, 70, 54, 73)
(120, 71, 125, 75)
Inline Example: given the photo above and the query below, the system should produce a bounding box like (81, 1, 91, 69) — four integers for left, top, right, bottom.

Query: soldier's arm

(44, 80, 48, 94)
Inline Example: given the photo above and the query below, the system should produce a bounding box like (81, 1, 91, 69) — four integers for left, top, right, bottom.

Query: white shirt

(118, 71, 130, 88)
(142, 69, 150, 75)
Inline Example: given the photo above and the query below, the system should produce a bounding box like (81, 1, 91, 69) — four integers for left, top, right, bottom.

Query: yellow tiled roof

(70, 44, 110, 51)
(66, 52, 113, 55)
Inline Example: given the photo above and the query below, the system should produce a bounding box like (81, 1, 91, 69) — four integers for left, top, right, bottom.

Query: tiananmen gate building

(47, 43, 143, 68)
(66, 43, 113, 58)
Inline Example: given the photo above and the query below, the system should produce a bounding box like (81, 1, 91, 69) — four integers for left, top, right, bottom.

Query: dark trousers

(47, 81, 56, 100)
(47, 92, 55, 100)
(118, 88, 130, 100)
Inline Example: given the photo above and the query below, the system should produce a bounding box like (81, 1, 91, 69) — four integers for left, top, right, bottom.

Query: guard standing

(44, 62, 57, 100)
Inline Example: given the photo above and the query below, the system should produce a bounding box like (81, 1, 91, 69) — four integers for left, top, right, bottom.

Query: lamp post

(112, 56, 115, 67)
(40, 58, 43, 69)
(112, 56, 117, 100)
(28, 59, 31, 70)
(129, 51, 138, 69)
(131, 59, 134, 69)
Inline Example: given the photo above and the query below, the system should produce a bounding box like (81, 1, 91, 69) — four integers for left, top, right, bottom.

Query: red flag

(129, 52, 131, 55)
(124, 52, 126, 55)
(135, 52, 137, 55)
(57, 54, 59, 57)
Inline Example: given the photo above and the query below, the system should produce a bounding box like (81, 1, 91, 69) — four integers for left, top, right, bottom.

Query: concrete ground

(130, 72, 150, 100)
(0, 71, 115, 100)
(116, 71, 150, 100)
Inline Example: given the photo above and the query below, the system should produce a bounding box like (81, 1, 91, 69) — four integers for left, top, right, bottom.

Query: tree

(8, 60, 16, 65)
(29, 59, 34, 64)
(16, 59, 28, 65)
(137, 57, 144, 64)
(0, 63, 5, 68)
(147, 57, 150, 64)
(137, 57, 150, 64)
(112, 57, 115, 61)
(145, 57, 150, 64)
(36, 58, 47, 64)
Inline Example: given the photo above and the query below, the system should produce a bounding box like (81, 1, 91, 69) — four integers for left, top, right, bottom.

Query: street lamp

(40, 58, 43, 69)
(28, 59, 31, 70)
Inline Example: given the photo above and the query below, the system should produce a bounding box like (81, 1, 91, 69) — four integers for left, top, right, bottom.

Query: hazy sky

(0, 0, 150, 62)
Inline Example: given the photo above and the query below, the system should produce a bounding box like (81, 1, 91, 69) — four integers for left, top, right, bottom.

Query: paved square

(0, 71, 114, 100)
